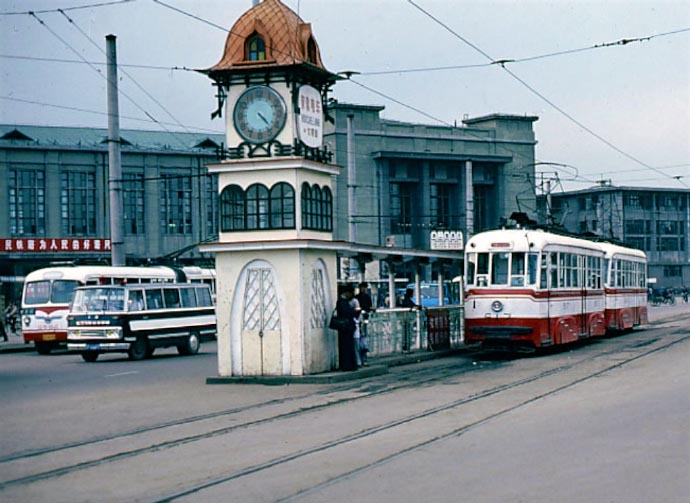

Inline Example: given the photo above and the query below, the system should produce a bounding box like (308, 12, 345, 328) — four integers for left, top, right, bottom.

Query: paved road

(1, 305, 689, 502)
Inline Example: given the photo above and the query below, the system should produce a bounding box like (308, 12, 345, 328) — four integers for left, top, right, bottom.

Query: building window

(61, 171, 96, 236)
(9, 168, 45, 235)
(123, 173, 145, 235)
(160, 174, 192, 235)
(220, 185, 245, 231)
(246, 33, 266, 61)
(306, 36, 317, 63)
(430, 183, 452, 228)
(663, 265, 682, 277)
(390, 182, 413, 233)
(269, 182, 295, 229)
(205, 175, 218, 237)
(301, 182, 332, 231)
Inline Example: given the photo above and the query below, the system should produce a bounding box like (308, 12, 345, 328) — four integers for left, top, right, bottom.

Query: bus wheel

(35, 342, 52, 355)
(128, 338, 149, 361)
(178, 332, 200, 356)
(81, 351, 99, 362)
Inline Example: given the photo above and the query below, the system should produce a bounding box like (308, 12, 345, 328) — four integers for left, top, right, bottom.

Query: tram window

(550, 252, 559, 288)
(511, 252, 525, 286)
(528, 253, 538, 285)
(492, 252, 509, 285)
(466, 253, 476, 285)
(477, 253, 489, 275)
(540, 254, 548, 289)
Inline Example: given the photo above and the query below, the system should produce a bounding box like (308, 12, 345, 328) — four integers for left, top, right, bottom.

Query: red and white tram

(464, 229, 647, 350)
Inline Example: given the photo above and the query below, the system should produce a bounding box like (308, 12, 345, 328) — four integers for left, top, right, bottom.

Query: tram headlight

(491, 300, 504, 313)
(23, 316, 31, 327)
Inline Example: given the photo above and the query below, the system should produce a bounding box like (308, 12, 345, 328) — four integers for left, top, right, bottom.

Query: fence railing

(363, 306, 464, 357)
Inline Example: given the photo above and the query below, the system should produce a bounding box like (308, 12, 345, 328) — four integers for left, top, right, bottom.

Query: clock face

(233, 86, 287, 144)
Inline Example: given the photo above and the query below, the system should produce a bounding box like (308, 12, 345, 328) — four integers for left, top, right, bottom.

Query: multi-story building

(541, 186, 690, 287)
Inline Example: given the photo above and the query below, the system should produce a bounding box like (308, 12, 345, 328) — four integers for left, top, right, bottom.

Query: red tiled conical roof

(208, 0, 327, 72)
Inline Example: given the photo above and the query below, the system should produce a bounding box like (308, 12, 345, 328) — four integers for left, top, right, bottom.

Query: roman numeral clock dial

(233, 86, 287, 144)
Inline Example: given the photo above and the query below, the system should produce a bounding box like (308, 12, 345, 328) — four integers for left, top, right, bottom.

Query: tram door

(242, 267, 282, 375)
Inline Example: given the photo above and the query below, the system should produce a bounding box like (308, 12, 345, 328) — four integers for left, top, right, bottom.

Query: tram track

(1, 327, 687, 502)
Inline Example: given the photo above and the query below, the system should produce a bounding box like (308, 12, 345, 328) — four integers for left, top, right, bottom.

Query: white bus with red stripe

(464, 229, 646, 351)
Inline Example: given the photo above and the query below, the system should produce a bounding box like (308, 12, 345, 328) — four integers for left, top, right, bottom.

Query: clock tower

(200, 0, 338, 162)
(199, 0, 344, 378)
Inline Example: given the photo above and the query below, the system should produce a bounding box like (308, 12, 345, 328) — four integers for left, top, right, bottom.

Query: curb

(205, 348, 466, 385)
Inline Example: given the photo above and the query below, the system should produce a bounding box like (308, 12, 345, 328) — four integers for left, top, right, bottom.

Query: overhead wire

(406, 0, 689, 189)
(57, 8, 195, 139)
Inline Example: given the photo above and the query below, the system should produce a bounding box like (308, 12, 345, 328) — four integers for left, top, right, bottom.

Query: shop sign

(430, 230, 464, 250)
(297, 85, 323, 148)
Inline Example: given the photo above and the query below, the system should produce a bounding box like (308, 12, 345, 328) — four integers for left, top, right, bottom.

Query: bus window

(511, 252, 525, 286)
(163, 288, 181, 309)
(128, 290, 144, 311)
(196, 287, 213, 307)
(51, 280, 79, 303)
(24, 281, 51, 304)
(492, 252, 509, 285)
(180, 288, 198, 308)
(145, 289, 164, 310)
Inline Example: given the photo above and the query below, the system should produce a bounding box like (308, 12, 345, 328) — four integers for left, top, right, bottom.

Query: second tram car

(464, 229, 647, 350)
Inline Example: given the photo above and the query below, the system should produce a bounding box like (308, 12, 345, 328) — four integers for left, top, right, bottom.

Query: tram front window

(492, 252, 509, 285)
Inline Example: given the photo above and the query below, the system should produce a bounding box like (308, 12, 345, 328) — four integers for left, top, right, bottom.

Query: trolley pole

(106, 34, 125, 266)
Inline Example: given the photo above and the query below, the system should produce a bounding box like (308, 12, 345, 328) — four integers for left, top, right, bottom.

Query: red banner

(0, 238, 111, 253)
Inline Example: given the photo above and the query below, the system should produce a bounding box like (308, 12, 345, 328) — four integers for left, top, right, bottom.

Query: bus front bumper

(68, 342, 131, 352)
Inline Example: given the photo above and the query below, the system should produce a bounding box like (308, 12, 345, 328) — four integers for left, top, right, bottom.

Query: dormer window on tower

(306, 36, 317, 64)
(246, 33, 266, 61)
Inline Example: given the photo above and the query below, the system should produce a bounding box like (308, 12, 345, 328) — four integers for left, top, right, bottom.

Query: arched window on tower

(246, 33, 266, 61)
(246, 183, 270, 229)
(322, 186, 333, 231)
(301, 182, 313, 229)
(306, 36, 317, 64)
(270, 182, 295, 229)
(220, 185, 245, 231)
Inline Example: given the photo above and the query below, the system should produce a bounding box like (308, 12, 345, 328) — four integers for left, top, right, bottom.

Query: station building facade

(0, 109, 539, 301)
(540, 186, 690, 287)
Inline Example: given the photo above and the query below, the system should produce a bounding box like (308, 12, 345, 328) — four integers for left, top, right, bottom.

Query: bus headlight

(491, 300, 504, 313)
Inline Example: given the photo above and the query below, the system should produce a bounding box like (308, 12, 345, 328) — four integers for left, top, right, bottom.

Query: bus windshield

(24, 280, 80, 305)
(72, 287, 126, 313)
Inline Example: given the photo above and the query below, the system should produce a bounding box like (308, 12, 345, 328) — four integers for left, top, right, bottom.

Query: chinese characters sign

(298, 85, 323, 149)
(0, 238, 112, 253)
(430, 231, 464, 250)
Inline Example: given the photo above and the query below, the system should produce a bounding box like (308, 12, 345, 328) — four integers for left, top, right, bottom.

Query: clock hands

(257, 111, 270, 126)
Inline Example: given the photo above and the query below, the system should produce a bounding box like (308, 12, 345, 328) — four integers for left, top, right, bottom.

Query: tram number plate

(86, 344, 100, 351)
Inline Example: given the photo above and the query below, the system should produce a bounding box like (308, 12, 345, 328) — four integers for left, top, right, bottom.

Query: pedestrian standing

(336, 284, 358, 371)
(356, 282, 375, 365)
(351, 295, 362, 367)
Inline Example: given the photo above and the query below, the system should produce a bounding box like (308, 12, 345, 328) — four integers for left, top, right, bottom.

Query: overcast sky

(1, 0, 689, 192)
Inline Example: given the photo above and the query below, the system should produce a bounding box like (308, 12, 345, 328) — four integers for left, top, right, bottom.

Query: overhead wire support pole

(106, 34, 125, 266)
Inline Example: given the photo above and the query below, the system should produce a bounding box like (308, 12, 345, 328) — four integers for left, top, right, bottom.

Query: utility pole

(106, 34, 125, 266)
(346, 113, 356, 243)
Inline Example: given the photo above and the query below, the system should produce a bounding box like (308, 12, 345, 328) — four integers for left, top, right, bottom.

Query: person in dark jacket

(336, 283, 359, 371)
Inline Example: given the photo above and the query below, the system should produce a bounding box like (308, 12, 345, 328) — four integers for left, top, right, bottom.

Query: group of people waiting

(335, 282, 375, 371)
